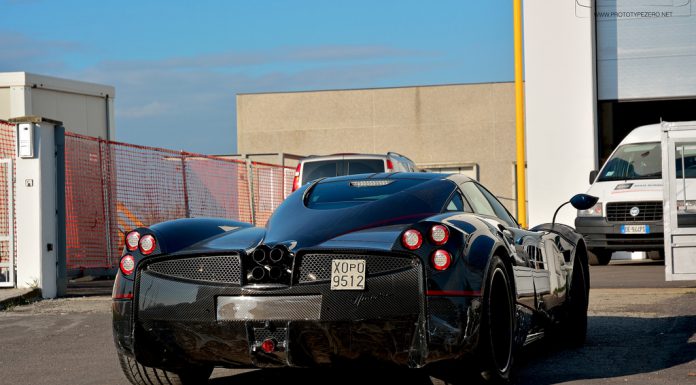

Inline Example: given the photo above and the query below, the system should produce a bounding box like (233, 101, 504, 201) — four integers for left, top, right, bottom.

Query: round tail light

(139, 234, 156, 255)
(261, 338, 276, 353)
(431, 249, 452, 271)
(430, 225, 450, 245)
(402, 229, 423, 250)
(125, 231, 140, 251)
(120, 255, 135, 276)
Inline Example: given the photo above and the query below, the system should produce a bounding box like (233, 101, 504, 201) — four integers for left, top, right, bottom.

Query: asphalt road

(1, 261, 695, 385)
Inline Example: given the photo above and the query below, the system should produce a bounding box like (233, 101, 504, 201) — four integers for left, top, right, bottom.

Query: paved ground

(1, 261, 695, 385)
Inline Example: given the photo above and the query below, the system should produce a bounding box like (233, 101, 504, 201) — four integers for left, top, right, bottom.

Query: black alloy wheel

(565, 254, 589, 347)
(477, 254, 515, 384)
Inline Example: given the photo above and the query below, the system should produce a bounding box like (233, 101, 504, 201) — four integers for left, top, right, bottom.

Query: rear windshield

(301, 159, 384, 184)
(302, 160, 340, 184)
(347, 159, 384, 174)
(597, 142, 662, 182)
(306, 179, 427, 209)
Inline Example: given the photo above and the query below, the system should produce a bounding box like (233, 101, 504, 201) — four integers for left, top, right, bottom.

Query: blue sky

(0, 0, 514, 154)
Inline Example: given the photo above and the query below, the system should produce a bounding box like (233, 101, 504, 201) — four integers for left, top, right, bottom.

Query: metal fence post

(98, 138, 114, 269)
(246, 159, 256, 225)
(181, 152, 190, 218)
(54, 126, 67, 295)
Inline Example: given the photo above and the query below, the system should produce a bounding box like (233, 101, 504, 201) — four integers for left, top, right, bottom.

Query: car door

(459, 181, 549, 311)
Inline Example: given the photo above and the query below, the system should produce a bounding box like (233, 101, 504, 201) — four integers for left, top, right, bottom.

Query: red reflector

(402, 229, 423, 250)
(430, 225, 449, 245)
(431, 249, 452, 271)
(125, 231, 140, 251)
(292, 163, 301, 192)
(386, 159, 394, 171)
(261, 339, 276, 353)
(120, 255, 135, 276)
(139, 234, 156, 255)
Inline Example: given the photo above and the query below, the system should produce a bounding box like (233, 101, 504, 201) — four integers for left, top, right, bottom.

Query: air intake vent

(147, 255, 241, 284)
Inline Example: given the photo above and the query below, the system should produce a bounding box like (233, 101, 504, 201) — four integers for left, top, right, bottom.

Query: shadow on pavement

(209, 367, 440, 385)
(514, 315, 696, 384)
(208, 315, 696, 385)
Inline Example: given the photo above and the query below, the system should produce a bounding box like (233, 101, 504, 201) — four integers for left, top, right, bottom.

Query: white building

(0, 72, 115, 139)
(523, 0, 696, 227)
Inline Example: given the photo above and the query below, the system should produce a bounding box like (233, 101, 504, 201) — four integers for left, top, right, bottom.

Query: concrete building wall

(237, 83, 518, 211)
(0, 72, 115, 139)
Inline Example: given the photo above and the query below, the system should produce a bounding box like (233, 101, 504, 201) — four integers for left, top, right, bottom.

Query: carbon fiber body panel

(125, 250, 483, 370)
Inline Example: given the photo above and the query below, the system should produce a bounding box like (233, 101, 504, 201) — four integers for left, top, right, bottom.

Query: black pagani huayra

(112, 172, 597, 384)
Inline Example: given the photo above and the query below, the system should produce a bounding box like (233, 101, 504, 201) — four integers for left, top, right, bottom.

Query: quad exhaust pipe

(247, 245, 292, 282)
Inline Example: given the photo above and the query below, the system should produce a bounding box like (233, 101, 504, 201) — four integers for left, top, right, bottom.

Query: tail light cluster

(246, 245, 293, 284)
(292, 164, 301, 192)
(401, 224, 453, 271)
(120, 231, 158, 276)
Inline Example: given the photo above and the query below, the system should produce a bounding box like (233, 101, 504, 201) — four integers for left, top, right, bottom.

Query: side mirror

(589, 170, 598, 185)
(570, 194, 599, 210)
(552, 194, 599, 228)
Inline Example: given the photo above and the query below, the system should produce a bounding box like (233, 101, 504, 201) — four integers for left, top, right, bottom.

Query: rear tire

(588, 249, 612, 265)
(117, 352, 212, 385)
(565, 255, 589, 347)
(477, 255, 515, 384)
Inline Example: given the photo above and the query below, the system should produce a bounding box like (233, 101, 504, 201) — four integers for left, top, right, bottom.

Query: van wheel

(588, 250, 611, 266)
(647, 250, 664, 261)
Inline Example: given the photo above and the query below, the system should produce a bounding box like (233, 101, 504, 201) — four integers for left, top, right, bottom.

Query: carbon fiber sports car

(112, 172, 596, 384)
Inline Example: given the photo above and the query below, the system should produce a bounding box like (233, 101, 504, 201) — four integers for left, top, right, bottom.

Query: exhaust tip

(269, 247, 285, 263)
(248, 266, 265, 281)
(252, 248, 267, 264)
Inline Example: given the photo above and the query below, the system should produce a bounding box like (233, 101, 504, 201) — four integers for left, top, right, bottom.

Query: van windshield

(597, 142, 662, 182)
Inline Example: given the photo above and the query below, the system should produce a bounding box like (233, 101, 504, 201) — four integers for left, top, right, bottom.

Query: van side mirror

(589, 170, 598, 185)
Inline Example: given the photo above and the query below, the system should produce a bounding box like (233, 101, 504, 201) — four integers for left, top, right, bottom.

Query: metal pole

(181, 152, 190, 218)
(514, 0, 528, 228)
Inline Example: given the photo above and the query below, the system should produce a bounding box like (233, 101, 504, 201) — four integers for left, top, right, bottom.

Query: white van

(575, 121, 696, 265)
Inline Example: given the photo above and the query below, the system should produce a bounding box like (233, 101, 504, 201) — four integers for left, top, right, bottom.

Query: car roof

(302, 154, 387, 162)
(301, 152, 414, 163)
(314, 171, 473, 185)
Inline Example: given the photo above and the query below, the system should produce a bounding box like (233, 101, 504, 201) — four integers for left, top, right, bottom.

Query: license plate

(330, 259, 365, 290)
(621, 224, 650, 234)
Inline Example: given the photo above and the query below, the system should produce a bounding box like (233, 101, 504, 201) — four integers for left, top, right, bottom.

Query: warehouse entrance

(597, 98, 696, 166)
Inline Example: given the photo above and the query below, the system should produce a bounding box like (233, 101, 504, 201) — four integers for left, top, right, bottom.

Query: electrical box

(661, 121, 696, 281)
(17, 123, 34, 158)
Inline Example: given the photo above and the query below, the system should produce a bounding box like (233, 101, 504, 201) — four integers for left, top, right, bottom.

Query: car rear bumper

(575, 217, 664, 251)
(113, 258, 482, 370)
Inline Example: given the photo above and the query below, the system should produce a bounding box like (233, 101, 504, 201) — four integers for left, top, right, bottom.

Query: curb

(0, 288, 42, 310)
